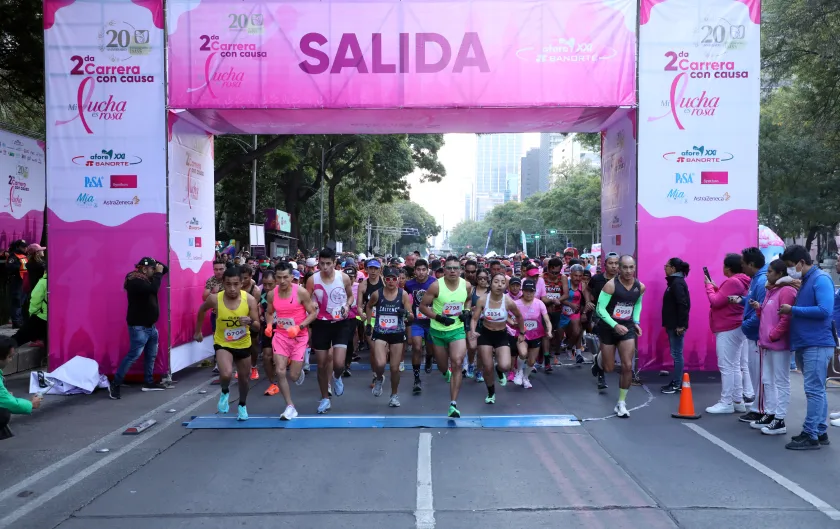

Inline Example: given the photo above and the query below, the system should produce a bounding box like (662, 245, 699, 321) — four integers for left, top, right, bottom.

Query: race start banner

(167, 112, 215, 373)
(0, 130, 45, 247)
(44, 0, 168, 375)
(637, 0, 760, 371)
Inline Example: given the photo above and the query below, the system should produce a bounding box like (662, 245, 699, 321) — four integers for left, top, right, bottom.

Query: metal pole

(504, 229, 508, 255)
(320, 148, 325, 249)
(251, 136, 257, 248)
(366, 216, 371, 254)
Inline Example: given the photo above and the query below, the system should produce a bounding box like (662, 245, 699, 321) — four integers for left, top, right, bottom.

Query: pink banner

(167, 0, 636, 110)
(45, 0, 169, 375)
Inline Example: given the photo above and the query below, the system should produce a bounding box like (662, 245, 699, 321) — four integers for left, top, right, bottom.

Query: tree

(0, 0, 45, 135)
(538, 161, 601, 242)
(395, 201, 440, 253)
(449, 219, 490, 254)
(575, 133, 601, 154)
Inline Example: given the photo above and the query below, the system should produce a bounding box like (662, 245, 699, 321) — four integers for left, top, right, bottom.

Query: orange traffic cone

(671, 373, 701, 419)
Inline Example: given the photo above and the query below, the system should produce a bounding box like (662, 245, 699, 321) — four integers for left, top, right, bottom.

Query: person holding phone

(661, 257, 691, 394)
(0, 336, 41, 440)
(704, 254, 751, 414)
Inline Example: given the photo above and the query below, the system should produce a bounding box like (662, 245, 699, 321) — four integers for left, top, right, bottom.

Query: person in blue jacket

(734, 247, 767, 423)
(780, 245, 835, 450)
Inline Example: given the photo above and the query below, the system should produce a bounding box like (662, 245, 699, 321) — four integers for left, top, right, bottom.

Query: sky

(407, 133, 540, 247)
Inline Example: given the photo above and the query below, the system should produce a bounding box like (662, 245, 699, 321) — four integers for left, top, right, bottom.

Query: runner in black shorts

(592, 255, 645, 418)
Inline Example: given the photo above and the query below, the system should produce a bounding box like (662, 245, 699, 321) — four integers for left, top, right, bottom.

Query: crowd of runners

(193, 247, 644, 421)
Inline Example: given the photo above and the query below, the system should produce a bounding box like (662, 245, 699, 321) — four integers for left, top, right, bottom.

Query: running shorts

(477, 326, 510, 349)
(508, 335, 540, 350)
(272, 333, 307, 362)
(311, 319, 354, 350)
(548, 312, 570, 331)
(598, 323, 636, 346)
(429, 327, 466, 347)
(372, 332, 407, 345)
(410, 323, 432, 342)
(214, 344, 251, 360)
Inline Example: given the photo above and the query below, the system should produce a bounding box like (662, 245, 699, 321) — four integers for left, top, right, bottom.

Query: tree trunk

(328, 181, 338, 242)
(805, 225, 819, 252)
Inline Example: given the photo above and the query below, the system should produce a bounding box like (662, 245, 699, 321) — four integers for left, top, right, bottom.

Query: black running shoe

(352, 354, 361, 362)
(342, 368, 352, 378)
(660, 381, 680, 394)
(109, 385, 121, 400)
(793, 432, 830, 445)
(785, 436, 820, 450)
(413, 378, 422, 394)
(591, 353, 601, 377)
(597, 374, 608, 390)
(739, 411, 763, 423)
(424, 357, 433, 373)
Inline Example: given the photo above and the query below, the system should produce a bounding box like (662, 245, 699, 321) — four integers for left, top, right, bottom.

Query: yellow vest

(213, 291, 251, 348)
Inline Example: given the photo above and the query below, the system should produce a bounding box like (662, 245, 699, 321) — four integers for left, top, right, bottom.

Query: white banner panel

(600, 110, 637, 258)
(0, 130, 45, 245)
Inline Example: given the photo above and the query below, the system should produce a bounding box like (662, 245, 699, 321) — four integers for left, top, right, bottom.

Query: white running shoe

(733, 402, 747, 413)
(280, 405, 298, 421)
(389, 394, 400, 407)
(522, 377, 533, 389)
(317, 398, 331, 414)
(399, 362, 405, 372)
(706, 402, 735, 414)
(614, 401, 629, 418)
(513, 369, 523, 386)
(372, 376, 384, 397)
(333, 374, 345, 396)
(296, 369, 306, 386)
(829, 411, 840, 420)
(831, 418, 840, 428)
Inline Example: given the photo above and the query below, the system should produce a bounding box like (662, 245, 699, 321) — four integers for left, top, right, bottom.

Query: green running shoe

(444, 369, 452, 383)
(448, 404, 461, 418)
(485, 394, 496, 404)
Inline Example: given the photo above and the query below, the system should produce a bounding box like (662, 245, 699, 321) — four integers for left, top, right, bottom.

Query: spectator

(5, 240, 28, 328)
(109, 257, 169, 400)
(12, 267, 47, 348)
(704, 253, 751, 414)
(780, 245, 835, 450)
(735, 247, 767, 423)
(0, 336, 41, 440)
(749, 259, 797, 435)
(25, 244, 46, 298)
(661, 257, 691, 394)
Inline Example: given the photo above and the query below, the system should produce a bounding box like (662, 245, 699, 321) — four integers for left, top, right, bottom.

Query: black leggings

(0, 408, 13, 440)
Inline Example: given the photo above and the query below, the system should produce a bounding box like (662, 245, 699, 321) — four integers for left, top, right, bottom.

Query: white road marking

(415, 432, 435, 529)
(581, 383, 654, 422)
(0, 389, 218, 529)
(685, 423, 840, 521)
(0, 379, 214, 505)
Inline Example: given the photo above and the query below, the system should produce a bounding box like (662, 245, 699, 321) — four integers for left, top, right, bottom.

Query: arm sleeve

(0, 380, 33, 414)
(792, 275, 834, 320)
(632, 293, 643, 323)
(596, 292, 618, 328)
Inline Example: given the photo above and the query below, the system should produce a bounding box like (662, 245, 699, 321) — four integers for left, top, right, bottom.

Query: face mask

(787, 266, 802, 280)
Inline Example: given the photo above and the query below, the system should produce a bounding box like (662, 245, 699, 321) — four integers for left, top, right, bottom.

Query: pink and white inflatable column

(636, 0, 760, 370)
(44, 0, 169, 375)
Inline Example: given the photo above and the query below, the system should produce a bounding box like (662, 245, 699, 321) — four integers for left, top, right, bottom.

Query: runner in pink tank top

(266, 264, 318, 421)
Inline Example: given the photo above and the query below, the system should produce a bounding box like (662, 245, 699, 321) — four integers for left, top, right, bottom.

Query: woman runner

(467, 269, 490, 381)
(510, 279, 553, 388)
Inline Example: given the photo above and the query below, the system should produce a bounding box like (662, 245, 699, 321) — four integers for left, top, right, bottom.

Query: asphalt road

(2, 356, 840, 529)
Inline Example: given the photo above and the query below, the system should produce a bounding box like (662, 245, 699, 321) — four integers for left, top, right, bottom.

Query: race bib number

(484, 309, 504, 321)
(443, 302, 463, 316)
(330, 307, 344, 319)
(524, 320, 538, 331)
(416, 310, 429, 320)
(612, 302, 633, 320)
(224, 326, 247, 341)
(546, 293, 561, 300)
(562, 305, 575, 316)
(277, 318, 294, 328)
(379, 314, 399, 329)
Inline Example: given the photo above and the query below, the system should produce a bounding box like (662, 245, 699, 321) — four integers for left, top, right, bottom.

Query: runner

(419, 256, 472, 418)
(470, 273, 525, 403)
(241, 266, 261, 380)
(358, 257, 384, 387)
(505, 276, 524, 383)
(405, 259, 436, 394)
(591, 255, 645, 418)
(265, 263, 318, 420)
(306, 247, 355, 414)
(343, 262, 361, 375)
(194, 267, 260, 421)
(203, 260, 226, 374)
(365, 267, 414, 406)
(511, 279, 553, 388)
(467, 268, 490, 382)
(259, 271, 280, 396)
(562, 264, 586, 363)
(541, 258, 569, 372)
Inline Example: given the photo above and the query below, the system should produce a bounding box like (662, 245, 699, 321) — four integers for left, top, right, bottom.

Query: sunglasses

(384, 276, 398, 281)
(445, 266, 461, 271)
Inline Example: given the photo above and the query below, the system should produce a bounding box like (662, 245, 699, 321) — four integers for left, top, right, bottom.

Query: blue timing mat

(183, 414, 580, 429)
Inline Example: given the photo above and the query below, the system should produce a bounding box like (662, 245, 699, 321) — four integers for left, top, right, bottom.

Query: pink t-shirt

(508, 298, 548, 340)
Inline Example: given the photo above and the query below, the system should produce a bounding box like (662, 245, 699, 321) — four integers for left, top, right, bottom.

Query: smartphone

(703, 266, 711, 280)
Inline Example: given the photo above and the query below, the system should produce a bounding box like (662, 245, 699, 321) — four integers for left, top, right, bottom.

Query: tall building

(520, 148, 541, 200)
(464, 193, 472, 221)
(539, 133, 566, 191)
(552, 133, 601, 171)
(473, 134, 523, 220)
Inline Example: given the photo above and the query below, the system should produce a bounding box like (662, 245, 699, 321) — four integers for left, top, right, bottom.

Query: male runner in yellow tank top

(195, 267, 260, 421)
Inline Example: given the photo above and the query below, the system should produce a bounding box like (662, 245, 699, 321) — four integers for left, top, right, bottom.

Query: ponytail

(668, 257, 691, 278)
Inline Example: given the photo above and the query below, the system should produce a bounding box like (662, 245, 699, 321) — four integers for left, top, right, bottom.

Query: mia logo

(666, 188, 688, 203)
(76, 193, 97, 208)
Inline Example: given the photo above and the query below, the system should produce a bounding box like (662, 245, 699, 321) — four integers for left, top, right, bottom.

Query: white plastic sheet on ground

(28, 356, 109, 395)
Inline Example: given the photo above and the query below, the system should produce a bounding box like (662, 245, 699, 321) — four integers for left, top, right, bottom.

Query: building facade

(472, 134, 524, 220)
(520, 148, 541, 200)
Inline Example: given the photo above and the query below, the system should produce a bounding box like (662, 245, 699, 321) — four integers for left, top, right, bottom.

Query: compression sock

(495, 367, 505, 381)
(413, 366, 421, 379)
(618, 388, 628, 403)
(221, 386, 230, 394)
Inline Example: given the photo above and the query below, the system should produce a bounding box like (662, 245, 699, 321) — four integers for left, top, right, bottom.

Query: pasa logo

(76, 193, 97, 208)
(84, 176, 104, 188)
(55, 77, 127, 134)
(648, 73, 719, 130)
(675, 172, 694, 184)
(187, 217, 202, 230)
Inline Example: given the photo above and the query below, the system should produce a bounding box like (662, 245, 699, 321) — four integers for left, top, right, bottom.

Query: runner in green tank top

(419, 255, 473, 418)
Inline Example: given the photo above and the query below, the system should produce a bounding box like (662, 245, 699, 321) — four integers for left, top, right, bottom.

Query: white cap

(289, 261, 298, 270)
(305, 257, 317, 267)
(358, 253, 367, 260)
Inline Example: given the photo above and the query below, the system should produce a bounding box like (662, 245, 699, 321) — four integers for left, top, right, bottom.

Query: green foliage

(574, 133, 601, 154)
(395, 201, 440, 252)
(0, 0, 45, 135)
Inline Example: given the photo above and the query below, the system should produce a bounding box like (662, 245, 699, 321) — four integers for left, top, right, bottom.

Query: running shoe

(475, 371, 484, 383)
(370, 375, 377, 388)
(280, 405, 298, 421)
(413, 378, 422, 394)
(425, 357, 433, 373)
(507, 371, 515, 383)
(739, 411, 763, 423)
(591, 353, 601, 377)
(785, 436, 820, 450)
(265, 384, 280, 396)
(328, 384, 333, 396)
(250, 367, 259, 380)
(513, 370, 523, 386)
(400, 362, 405, 372)
(466, 364, 476, 379)
(142, 383, 167, 392)
(444, 369, 452, 383)
(212, 365, 220, 375)
(705, 402, 735, 414)
(485, 394, 496, 404)
(614, 401, 629, 418)
(389, 394, 401, 407)
(237, 404, 249, 421)
(575, 352, 584, 364)
(333, 374, 345, 396)
(109, 385, 121, 400)
(448, 404, 461, 418)
(218, 392, 230, 414)
(498, 370, 508, 387)
(829, 411, 840, 420)
(522, 377, 533, 389)
(372, 376, 384, 397)
(296, 370, 306, 386)
(544, 364, 553, 374)
(761, 419, 786, 435)
(743, 394, 756, 404)
(303, 362, 311, 373)
(597, 374, 608, 390)
(660, 381, 680, 395)
(792, 431, 830, 445)
(352, 353, 362, 362)
(733, 402, 747, 413)
(317, 398, 331, 414)
(342, 368, 352, 378)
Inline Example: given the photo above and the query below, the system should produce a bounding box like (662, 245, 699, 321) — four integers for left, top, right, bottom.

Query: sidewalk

(0, 324, 45, 375)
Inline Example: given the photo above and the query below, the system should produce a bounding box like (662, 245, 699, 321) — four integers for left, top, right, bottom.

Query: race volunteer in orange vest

(5, 240, 28, 328)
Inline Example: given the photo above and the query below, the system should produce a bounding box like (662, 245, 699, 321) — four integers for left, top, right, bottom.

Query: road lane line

(0, 389, 218, 529)
(0, 377, 215, 505)
(415, 432, 435, 529)
(685, 423, 840, 521)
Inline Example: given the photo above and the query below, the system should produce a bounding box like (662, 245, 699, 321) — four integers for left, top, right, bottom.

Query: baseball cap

(345, 257, 356, 267)
(522, 279, 537, 291)
(136, 257, 156, 267)
(358, 253, 367, 260)
(366, 259, 381, 269)
(26, 243, 45, 253)
(292, 270, 301, 279)
(383, 266, 398, 277)
(305, 257, 317, 267)
(509, 277, 522, 286)
(289, 261, 298, 270)
(525, 267, 540, 277)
